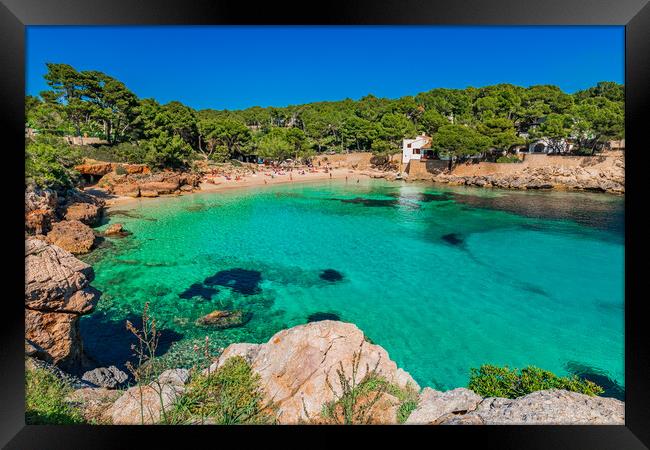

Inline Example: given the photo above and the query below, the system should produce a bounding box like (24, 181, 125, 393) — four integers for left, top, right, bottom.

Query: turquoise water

(80, 179, 624, 394)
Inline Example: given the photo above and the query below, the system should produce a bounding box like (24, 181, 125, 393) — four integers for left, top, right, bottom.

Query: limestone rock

(210, 320, 420, 424)
(462, 389, 624, 425)
(66, 387, 123, 423)
(112, 182, 141, 197)
(105, 371, 188, 424)
(25, 238, 97, 312)
(405, 387, 482, 424)
(64, 202, 102, 226)
(82, 366, 129, 389)
(46, 220, 96, 254)
(138, 181, 179, 195)
(196, 310, 251, 329)
(104, 223, 126, 236)
(25, 239, 100, 370)
(25, 187, 58, 235)
(25, 209, 53, 235)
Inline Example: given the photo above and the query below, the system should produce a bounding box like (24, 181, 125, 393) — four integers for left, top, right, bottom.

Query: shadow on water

(450, 191, 624, 234)
(388, 192, 454, 203)
(565, 361, 625, 401)
(442, 233, 464, 246)
(179, 283, 219, 300)
(307, 311, 341, 322)
(204, 268, 262, 295)
(80, 311, 184, 371)
(319, 269, 344, 282)
(338, 197, 400, 208)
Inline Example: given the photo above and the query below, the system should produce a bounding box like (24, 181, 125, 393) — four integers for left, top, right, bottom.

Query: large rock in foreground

(460, 389, 624, 425)
(406, 387, 482, 424)
(407, 388, 624, 425)
(208, 320, 420, 424)
(104, 369, 189, 424)
(25, 238, 100, 371)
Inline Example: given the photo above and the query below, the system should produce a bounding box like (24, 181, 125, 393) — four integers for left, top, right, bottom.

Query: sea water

(80, 179, 624, 396)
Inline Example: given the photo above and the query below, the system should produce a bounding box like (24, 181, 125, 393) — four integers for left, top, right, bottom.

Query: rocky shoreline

(24, 156, 625, 425)
(23, 240, 625, 425)
(403, 152, 625, 194)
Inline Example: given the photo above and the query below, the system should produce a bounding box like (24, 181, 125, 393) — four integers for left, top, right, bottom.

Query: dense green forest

(26, 63, 624, 187)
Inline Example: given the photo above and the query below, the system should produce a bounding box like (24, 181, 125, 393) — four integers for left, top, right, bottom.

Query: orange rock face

(46, 220, 96, 255)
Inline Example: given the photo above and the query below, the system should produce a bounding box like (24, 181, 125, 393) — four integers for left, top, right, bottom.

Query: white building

(402, 134, 433, 164)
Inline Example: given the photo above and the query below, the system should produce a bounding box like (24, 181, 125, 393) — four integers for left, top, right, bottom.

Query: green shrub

(25, 364, 85, 424)
(468, 365, 604, 399)
(25, 136, 82, 190)
(319, 352, 420, 424)
(84, 142, 148, 164)
(167, 356, 273, 424)
(496, 155, 522, 163)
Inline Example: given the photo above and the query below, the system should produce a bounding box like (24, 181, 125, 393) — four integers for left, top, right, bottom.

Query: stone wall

(405, 160, 449, 180)
(313, 152, 402, 170)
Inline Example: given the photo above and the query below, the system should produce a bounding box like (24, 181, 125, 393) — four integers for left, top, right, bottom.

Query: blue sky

(26, 26, 624, 111)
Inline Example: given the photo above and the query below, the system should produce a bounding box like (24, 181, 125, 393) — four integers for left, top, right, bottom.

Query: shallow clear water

(80, 179, 624, 395)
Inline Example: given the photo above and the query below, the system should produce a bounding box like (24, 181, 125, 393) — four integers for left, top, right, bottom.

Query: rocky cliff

(59, 320, 624, 425)
(406, 153, 625, 194)
(25, 238, 101, 372)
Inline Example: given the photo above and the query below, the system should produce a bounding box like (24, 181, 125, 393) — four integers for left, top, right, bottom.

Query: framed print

(2, 0, 648, 448)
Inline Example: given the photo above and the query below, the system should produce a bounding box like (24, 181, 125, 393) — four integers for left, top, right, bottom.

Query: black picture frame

(2, 0, 648, 448)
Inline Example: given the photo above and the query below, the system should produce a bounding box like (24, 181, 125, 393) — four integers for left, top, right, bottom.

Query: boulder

(25, 238, 100, 370)
(208, 320, 420, 424)
(196, 310, 251, 329)
(104, 371, 188, 424)
(140, 190, 159, 198)
(25, 209, 53, 235)
(46, 220, 96, 255)
(64, 202, 102, 226)
(405, 387, 482, 424)
(138, 181, 179, 195)
(112, 183, 141, 197)
(453, 389, 624, 425)
(75, 162, 115, 177)
(104, 223, 126, 236)
(82, 366, 129, 389)
(25, 187, 58, 235)
(66, 387, 123, 423)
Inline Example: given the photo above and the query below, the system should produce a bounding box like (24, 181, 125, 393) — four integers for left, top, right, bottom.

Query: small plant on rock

(167, 356, 273, 424)
(317, 351, 418, 424)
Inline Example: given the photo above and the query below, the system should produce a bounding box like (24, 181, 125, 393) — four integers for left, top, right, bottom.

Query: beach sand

(102, 167, 370, 208)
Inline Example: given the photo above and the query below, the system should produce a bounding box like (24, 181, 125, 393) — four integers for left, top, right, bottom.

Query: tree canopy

(27, 63, 625, 178)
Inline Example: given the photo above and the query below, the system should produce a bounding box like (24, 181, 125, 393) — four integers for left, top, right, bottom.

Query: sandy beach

(102, 167, 371, 208)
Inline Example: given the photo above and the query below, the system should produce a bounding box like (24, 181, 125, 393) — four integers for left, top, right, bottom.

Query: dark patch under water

(80, 311, 184, 373)
(450, 191, 624, 234)
(565, 361, 625, 401)
(108, 209, 158, 221)
(338, 197, 399, 208)
(389, 192, 453, 203)
(320, 269, 344, 282)
(204, 268, 262, 295)
(307, 312, 341, 322)
(519, 282, 550, 298)
(179, 283, 219, 300)
(442, 233, 464, 246)
(184, 204, 208, 212)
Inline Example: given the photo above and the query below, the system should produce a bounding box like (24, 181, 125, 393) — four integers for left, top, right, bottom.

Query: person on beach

(330, 173, 332, 179)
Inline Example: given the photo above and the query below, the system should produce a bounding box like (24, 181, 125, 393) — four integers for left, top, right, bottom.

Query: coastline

(102, 168, 373, 208)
